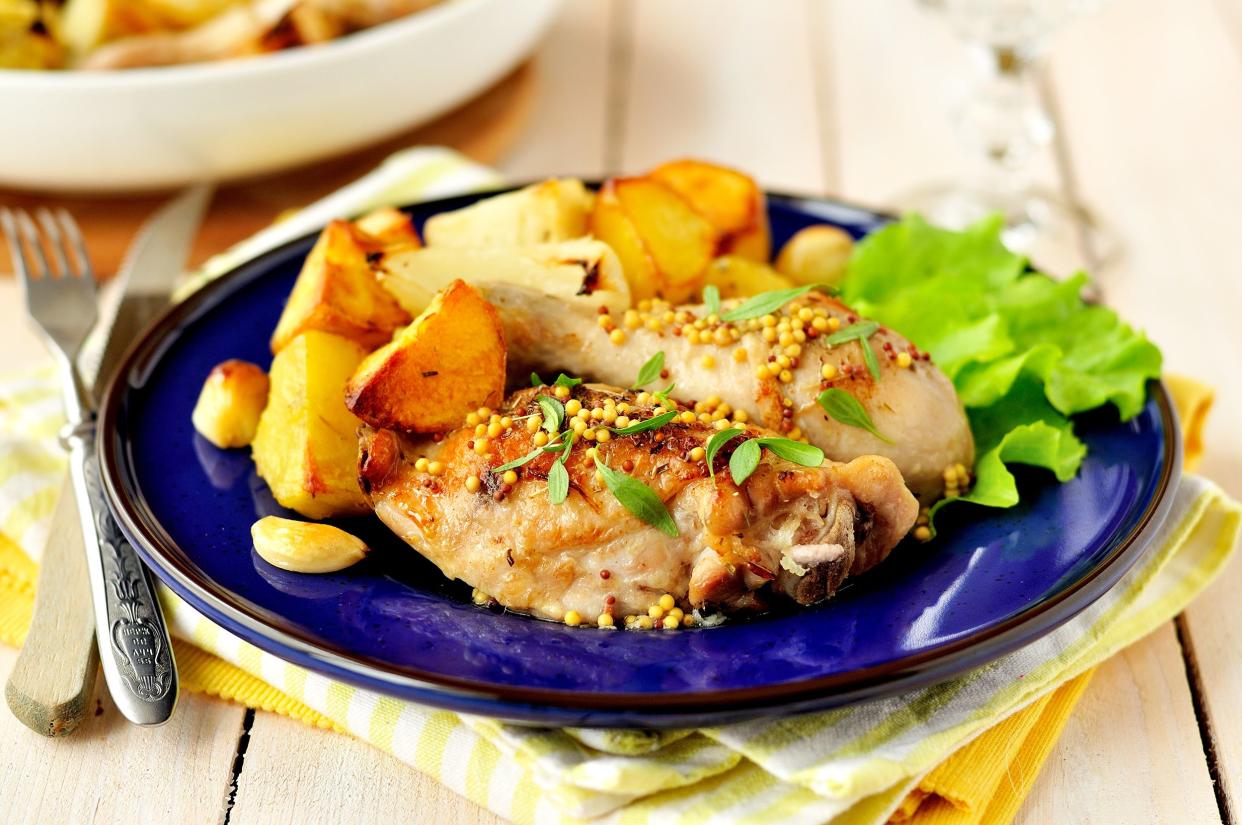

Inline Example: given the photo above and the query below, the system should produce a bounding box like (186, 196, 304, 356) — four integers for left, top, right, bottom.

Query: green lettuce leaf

(843, 214, 1162, 523)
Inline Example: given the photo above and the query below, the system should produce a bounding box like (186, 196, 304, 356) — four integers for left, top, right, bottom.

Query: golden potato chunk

(252, 330, 370, 519)
(703, 255, 796, 299)
(590, 177, 720, 304)
(775, 224, 854, 287)
(251, 516, 369, 574)
(373, 238, 630, 317)
(423, 178, 593, 247)
(353, 206, 420, 248)
(191, 359, 269, 448)
(648, 159, 770, 261)
(270, 219, 413, 354)
(346, 279, 505, 433)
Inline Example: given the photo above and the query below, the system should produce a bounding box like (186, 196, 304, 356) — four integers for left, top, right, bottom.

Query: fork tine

(0, 208, 28, 281)
(56, 208, 95, 282)
(35, 208, 71, 277)
(15, 210, 52, 281)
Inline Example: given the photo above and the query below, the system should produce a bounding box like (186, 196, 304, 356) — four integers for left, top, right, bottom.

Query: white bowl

(0, 0, 561, 193)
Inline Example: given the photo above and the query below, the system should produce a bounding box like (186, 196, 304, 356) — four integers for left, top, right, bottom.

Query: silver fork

(2, 208, 178, 726)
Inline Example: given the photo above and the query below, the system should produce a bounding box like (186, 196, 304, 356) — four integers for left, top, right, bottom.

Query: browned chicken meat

(483, 284, 973, 503)
(358, 384, 917, 623)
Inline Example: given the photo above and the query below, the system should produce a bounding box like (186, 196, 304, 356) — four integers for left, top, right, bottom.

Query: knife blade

(90, 183, 215, 395)
(5, 184, 213, 736)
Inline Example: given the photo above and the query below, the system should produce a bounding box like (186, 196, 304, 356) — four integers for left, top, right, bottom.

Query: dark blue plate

(99, 189, 1180, 728)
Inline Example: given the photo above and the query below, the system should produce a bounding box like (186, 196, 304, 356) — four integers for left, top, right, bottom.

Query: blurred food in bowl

(0, 0, 446, 69)
(0, 0, 561, 190)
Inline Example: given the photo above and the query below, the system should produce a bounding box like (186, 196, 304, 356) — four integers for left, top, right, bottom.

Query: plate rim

(98, 188, 1183, 720)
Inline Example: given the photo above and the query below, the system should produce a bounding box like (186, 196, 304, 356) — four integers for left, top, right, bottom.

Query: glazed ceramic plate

(99, 189, 1181, 728)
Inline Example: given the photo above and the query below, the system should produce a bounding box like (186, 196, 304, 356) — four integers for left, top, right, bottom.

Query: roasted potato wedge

(353, 205, 420, 248)
(648, 159, 770, 261)
(775, 224, 854, 288)
(373, 238, 630, 317)
(191, 359, 269, 448)
(346, 279, 506, 433)
(423, 178, 594, 248)
(590, 177, 720, 304)
(703, 255, 796, 299)
(270, 219, 413, 354)
(252, 330, 370, 519)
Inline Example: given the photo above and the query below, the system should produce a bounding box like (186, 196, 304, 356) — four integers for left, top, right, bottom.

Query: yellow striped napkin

(1, 148, 1238, 825)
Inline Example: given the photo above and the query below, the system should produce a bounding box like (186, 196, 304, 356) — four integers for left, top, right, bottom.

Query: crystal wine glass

(900, 0, 1116, 277)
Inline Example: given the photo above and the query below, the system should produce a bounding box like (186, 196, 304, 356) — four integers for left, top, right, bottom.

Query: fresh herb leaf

(632, 351, 665, 388)
(704, 428, 745, 478)
(703, 284, 721, 317)
(592, 454, 678, 536)
(755, 437, 824, 467)
(610, 410, 677, 436)
(816, 388, 893, 443)
(553, 373, 583, 388)
(557, 431, 576, 464)
(822, 320, 879, 347)
(729, 438, 762, 485)
(653, 383, 676, 404)
(530, 371, 544, 387)
(536, 396, 564, 434)
(821, 320, 883, 381)
(492, 432, 566, 472)
(547, 460, 569, 504)
(720, 283, 836, 322)
(860, 337, 882, 381)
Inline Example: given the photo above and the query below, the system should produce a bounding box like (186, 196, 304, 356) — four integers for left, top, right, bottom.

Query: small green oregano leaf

(720, 283, 836, 322)
(632, 351, 665, 388)
(704, 428, 745, 478)
(592, 454, 679, 536)
(816, 388, 893, 443)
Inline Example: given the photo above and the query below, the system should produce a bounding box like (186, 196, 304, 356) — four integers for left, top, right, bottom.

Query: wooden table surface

(3, 2, 1241, 823)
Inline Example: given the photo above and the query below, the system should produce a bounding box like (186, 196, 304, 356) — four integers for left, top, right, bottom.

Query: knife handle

(65, 422, 178, 726)
(5, 475, 99, 736)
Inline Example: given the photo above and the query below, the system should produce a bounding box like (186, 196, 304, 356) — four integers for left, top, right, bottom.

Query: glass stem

(956, 42, 1054, 199)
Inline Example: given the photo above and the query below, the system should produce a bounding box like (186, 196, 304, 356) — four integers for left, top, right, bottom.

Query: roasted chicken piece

(358, 384, 917, 623)
(482, 284, 973, 502)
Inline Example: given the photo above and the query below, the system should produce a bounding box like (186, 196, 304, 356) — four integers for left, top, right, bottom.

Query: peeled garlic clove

(251, 516, 368, 573)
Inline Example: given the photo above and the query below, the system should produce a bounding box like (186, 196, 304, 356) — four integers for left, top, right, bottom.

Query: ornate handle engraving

(68, 420, 177, 724)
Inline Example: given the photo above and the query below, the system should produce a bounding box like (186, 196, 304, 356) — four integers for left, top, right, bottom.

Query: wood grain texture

(615, 0, 826, 191)
(5, 477, 97, 737)
(500, 1, 614, 181)
(229, 712, 504, 825)
(1043, 0, 1242, 814)
(1014, 623, 1221, 824)
(0, 644, 246, 825)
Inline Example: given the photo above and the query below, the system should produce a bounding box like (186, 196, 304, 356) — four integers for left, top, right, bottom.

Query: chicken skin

(483, 284, 973, 502)
(358, 384, 917, 622)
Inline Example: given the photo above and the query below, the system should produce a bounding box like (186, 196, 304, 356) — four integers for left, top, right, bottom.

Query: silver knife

(6, 185, 212, 733)
(86, 183, 214, 726)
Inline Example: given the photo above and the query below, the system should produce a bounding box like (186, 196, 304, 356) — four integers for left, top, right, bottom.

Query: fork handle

(65, 421, 178, 726)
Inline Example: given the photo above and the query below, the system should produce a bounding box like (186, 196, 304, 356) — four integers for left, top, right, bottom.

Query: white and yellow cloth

(0, 148, 1238, 825)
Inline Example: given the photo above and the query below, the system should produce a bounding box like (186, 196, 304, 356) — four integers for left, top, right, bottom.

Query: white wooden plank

(616, 0, 826, 192)
(0, 644, 246, 825)
(817, 0, 1062, 208)
(229, 711, 503, 825)
(498, 1, 614, 181)
(819, 0, 1225, 821)
(1014, 624, 1220, 825)
(1042, 0, 1242, 813)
